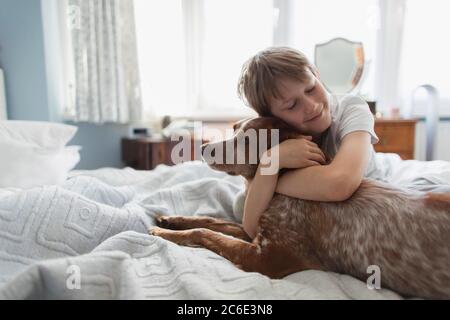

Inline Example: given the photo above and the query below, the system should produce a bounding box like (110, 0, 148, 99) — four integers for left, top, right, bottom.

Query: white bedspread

(1, 154, 449, 300)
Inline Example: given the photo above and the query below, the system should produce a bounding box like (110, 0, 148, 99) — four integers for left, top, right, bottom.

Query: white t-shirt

(232, 94, 384, 221)
(321, 93, 384, 179)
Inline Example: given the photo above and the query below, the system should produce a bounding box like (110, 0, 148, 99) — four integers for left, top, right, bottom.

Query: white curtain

(67, 0, 142, 123)
(374, 0, 407, 114)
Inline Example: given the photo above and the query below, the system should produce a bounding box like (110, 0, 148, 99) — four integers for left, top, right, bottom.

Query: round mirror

(314, 38, 365, 94)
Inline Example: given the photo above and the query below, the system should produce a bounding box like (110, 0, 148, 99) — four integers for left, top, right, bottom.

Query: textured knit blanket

(1, 156, 449, 299)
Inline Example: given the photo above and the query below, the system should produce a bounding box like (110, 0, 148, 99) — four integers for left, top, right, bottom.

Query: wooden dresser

(122, 119, 419, 170)
(122, 136, 207, 170)
(374, 119, 418, 160)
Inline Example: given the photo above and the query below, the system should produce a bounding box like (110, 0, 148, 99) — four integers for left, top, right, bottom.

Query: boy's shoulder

(330, 93, 371, 118)
(328, 93, 375, 134)
(334, 94, 368, 108)
(327, 93, 378, 144)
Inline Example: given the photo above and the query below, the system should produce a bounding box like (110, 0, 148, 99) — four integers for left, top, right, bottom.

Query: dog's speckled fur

(150, 117, 450, 299)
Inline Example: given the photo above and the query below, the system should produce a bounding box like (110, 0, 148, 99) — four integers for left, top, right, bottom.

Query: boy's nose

(304, 101, 317, 114)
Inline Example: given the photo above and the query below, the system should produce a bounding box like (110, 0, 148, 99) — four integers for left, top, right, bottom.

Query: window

(59, 0, 386, 120)
(399, 0, 450, 115)
(133, 0, 188, 119)
(288, 0, 379, 100)
(134, 0, 274, 119)
(134, 0, 381, 119)
(199, 0, 274, 115)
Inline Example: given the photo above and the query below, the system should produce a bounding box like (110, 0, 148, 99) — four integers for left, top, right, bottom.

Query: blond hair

(237, 47, 315, 116)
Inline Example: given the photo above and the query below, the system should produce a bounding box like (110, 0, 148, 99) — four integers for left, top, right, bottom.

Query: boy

(237, 47, 380, 239)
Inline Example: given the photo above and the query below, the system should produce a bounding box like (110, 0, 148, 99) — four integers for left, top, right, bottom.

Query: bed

(1, 118, 450, 299)
(1, 153, 449, 300)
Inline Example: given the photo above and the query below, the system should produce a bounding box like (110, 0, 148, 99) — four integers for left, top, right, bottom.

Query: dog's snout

(201, 142, 216, 158)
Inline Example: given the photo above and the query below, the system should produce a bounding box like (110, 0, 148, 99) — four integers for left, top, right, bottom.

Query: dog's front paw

(154, 215, 190, 230)
(148, 226, 165, 237)
(154, 215, 171, 228)
(147, 227, 201, 248)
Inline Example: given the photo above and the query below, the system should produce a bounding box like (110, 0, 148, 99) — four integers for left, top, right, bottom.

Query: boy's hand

(270, 136, 326, 170)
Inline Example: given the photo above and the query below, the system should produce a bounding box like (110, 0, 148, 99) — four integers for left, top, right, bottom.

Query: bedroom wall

(0, 0, 51, 121)
(68, 122, 130, 169)
(0, 0, 128, 169)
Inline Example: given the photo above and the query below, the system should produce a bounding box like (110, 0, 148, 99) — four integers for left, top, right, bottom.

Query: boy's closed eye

(287, 101, 297, 110)
(286, 87, 316, 110)
(306, 86, 316, 94)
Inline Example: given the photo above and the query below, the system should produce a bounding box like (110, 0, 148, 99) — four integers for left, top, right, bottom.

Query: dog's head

(201, 117, 306, 179)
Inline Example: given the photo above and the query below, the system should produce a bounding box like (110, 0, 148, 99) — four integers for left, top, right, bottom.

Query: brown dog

(150, 117, 450, 299)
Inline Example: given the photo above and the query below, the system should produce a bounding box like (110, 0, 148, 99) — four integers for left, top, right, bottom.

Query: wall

(68, 122, 130, 169)
(0, 0, 50, 121)
(0, 0, 129, 169)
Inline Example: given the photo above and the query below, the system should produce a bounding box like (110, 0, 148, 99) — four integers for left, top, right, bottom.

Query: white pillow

(0, 121, 81, 189)
(0, 120, 77, 149)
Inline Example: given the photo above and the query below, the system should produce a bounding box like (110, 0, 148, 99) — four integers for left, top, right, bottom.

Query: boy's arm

(242, 161, 279, 239)
(275, 131, 372, 202)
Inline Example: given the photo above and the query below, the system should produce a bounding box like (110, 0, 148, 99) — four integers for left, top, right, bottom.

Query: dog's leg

(149, 226, 278, 275)
(155, 215, 251, 242)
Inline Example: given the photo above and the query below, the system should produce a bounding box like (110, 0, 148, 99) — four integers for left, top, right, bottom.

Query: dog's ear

(232, 118, 254, 132)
